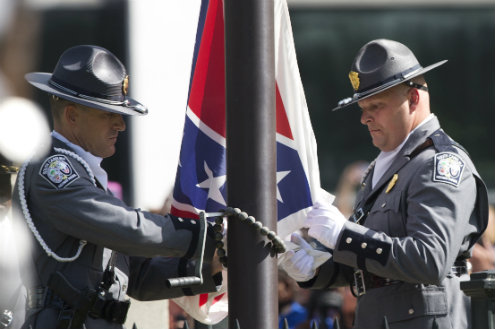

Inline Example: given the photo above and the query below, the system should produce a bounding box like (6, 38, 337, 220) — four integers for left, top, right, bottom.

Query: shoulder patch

(39, 155, 80, 189)
(433, 152, 465, 187)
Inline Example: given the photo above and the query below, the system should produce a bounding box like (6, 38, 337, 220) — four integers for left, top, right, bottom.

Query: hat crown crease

(51, 46, 126, 101)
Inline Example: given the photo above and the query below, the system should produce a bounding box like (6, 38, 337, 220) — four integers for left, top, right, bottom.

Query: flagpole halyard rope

(212, 207, 286, 267)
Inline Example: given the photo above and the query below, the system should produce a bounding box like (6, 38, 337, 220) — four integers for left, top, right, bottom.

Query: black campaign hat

(332, 39, 447, 111)
(25, 45, 148, 116)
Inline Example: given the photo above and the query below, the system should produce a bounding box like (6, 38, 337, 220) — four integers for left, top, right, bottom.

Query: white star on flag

(276, 170, 290, 203)
(196, 161, 227, 206)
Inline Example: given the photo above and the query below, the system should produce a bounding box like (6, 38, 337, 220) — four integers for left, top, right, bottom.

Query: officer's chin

(93, 147, 116, 159)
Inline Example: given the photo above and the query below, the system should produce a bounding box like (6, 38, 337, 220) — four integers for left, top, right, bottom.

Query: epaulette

(429, 129, 469, 156)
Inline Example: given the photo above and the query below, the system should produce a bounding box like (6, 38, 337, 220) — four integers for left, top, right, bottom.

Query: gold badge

(349, 71, 360, 91)
(385, 174, 398, 194)
(122, 75, 129, 95)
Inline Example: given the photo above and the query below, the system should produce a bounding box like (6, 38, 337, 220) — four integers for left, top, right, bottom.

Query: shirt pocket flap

(369, 192, 401, 214)
(384, 285, 448, 323)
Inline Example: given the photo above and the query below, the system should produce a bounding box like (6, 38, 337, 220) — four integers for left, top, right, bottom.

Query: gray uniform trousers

(300, 116, 489, 329)
(12, 137, 221, 329)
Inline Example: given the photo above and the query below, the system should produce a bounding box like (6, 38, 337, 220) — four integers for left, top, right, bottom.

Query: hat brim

(25, 72, 148, 116)
(332, 60, 447, 111)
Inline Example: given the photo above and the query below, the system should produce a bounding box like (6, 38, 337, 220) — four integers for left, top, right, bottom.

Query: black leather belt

(27, 286, 130, 325)
(352, 270, 402, 296)
(352, 264, 468, 297)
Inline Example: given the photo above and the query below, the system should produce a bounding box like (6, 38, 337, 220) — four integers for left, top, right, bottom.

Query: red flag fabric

(170, 0, 329, 323)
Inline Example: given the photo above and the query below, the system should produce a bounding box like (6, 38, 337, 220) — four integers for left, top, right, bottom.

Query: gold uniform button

(376, 248, 383, 254)
(361, 242, 367, 249)
(346, 237, 352, 244)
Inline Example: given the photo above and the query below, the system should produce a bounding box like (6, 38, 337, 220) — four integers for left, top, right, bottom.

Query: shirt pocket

(366, 191, 406, 236)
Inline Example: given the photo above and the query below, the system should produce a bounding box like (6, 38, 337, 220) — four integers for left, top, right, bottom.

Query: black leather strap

(350, 135, 435, 227)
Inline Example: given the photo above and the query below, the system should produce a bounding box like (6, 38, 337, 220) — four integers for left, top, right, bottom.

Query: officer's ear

(408, 88, 419, 112)
(64, 103, 79, 127)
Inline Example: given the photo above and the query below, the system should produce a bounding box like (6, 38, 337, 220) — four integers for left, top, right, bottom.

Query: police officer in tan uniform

(12, 45, 222, 329)
(280, 39, 488, 329)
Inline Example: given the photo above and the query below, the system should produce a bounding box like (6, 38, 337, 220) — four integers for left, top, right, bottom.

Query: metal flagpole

(224, 0, 277, 328)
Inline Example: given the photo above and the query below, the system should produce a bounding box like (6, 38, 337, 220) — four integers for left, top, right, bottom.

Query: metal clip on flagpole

(166, 212, 207, 288)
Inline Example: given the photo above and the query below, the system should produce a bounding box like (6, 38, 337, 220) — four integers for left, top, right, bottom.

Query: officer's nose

(115, 114, 126, 132)
(360, 109, 372, 125)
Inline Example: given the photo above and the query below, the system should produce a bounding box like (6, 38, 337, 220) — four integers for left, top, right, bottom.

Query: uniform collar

(51, 131, 108, 190)
(366, 114, 440, 194)
(401, 114, 440, 157)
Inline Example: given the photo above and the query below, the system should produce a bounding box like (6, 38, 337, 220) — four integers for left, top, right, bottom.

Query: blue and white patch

(433, 152, 465, 187)
(39, 155, 80, 189)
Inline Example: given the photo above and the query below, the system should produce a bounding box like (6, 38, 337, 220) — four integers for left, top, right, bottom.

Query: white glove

(306, 200, 347, 250)
(278, 233, 317, 282)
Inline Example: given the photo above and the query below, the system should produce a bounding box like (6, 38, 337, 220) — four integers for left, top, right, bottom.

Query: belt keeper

(27, 287, 50, 309)
(353, 270, 366, 296)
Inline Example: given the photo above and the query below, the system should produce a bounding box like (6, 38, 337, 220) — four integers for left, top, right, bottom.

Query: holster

(47, 272, 95, 329)
(47, 271, 130, 329)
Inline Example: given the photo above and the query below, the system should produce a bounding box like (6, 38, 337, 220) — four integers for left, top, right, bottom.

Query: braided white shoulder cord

(18, 147, 96, 262)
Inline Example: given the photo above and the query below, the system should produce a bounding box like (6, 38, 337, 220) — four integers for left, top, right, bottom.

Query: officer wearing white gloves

(279, 39, 488, 329)
(305, 200, 347, 250)
(279, 233, 317, 282)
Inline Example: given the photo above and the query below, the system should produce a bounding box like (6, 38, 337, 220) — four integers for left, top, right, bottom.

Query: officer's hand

(305, 200, 347, 250)
(211, 249, 224, 275)
(210, 221, 227, 275)
(279, 233, 317, 282)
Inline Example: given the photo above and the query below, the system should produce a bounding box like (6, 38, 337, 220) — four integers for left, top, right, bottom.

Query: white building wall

(128, 0, 201, 211)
